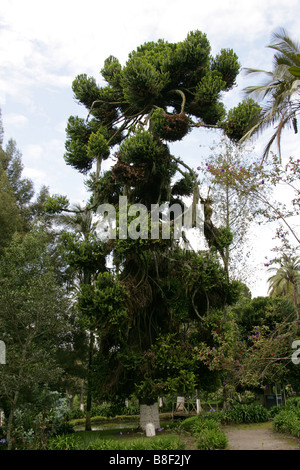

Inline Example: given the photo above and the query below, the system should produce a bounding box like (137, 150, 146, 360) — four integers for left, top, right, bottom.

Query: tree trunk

(85, 331, 94, 431)
(6, 390, 19, 450)
(139, 402, 160, 435)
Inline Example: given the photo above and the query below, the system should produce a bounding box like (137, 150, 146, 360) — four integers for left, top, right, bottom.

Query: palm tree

(58, 202, 94, 241)
(267, 254, 300, 313)
(241, 28, 300, 160)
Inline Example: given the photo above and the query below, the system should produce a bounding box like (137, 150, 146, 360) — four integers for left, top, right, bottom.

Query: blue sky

(0, 0, 299, 295)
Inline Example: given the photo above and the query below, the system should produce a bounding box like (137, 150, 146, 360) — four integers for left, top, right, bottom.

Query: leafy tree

(198, 137, 260, 280)
(232, 297, 298, 392)
(202, 150, 300, 259)
(0, 230, 73, 449)
(0, 138, 34, 208)
(0, 171, 23, 255)
(0, 110, 42, 255)
(198, 296, 298, 398)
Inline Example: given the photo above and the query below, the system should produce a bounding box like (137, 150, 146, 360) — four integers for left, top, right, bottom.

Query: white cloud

(4, 113, 28, 128)
(22, 167, 46, 186)
(23, 144, 43, 161)
(1, 0, 299, 96)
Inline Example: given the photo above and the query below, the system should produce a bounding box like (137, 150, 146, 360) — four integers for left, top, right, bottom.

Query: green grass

(48, 427, 189, 450)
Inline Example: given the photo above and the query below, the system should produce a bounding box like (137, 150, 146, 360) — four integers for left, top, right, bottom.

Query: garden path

(223, 421, 300, 450)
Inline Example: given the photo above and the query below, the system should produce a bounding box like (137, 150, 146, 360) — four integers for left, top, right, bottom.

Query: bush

(47, 434, 80, 450)
(196, 427, 228, 450)
(68, 408, 85, 420)
(285, 396, 300, 410)
(268, 405, 283, 418)
(273, 409, 300, 437)
(272, 400, 300, 438)
(181, 410, 222, 431)
(181, 412, 227, 450)
(223, 403, 269, 424)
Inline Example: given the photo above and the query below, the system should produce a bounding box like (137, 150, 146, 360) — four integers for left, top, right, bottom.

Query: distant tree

(267, 254, 300, 310)
(0, 110, 35, 254)
(0, 171, 23, 255)
(1, 138, 34, 208)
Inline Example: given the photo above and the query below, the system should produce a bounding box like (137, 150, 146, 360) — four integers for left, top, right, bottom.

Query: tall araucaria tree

(52, 31, 261, 431)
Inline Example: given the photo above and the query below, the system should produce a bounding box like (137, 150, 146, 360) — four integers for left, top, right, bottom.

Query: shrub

(181, 410, 223, 431)
(273, 407, 300, 438)
(68, 408, 85, 420)
(268, 405, 283, 418)
(196, 427, 228, 450)
(223, 403, 269, 424)
(181, 412, 227, 450)
(285, 396, 300, 410)
(47, 434, 80, 450)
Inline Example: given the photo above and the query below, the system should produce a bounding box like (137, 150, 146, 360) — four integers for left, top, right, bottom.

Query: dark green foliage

(211, 48, 240, 90)
(232, 296, 297, 341)
(64, 30, 246, 178)
(89, 170, 122, 205)
(119, 129, 167, 165)
(166, 30, 212, 91)
(72, 74, 100, 109)
(171, 172, 194, 197)
(223, 98, 262, 142)
(101, 55, 122, 89)
(48, 433, 185, 451)
(190, 70, 226, 121)
(116, 129, 173, 205)
(44, 194, 70, 213)
(0, 130, 36, 250)
(77, 272, 129, 330)
(181, 413, 228, 450)
(64, 117, 111, 173)
(0, 172, 23, 254)
(121, 57, 170, 110)
(58, 232, 106, 276)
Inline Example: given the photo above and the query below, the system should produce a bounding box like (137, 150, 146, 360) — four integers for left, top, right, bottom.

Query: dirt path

(223, 421, 300, 450)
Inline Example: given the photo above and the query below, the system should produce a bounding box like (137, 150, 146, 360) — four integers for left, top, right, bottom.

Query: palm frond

(241, 29, 300, 159)
(269, 27, 300, 67)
